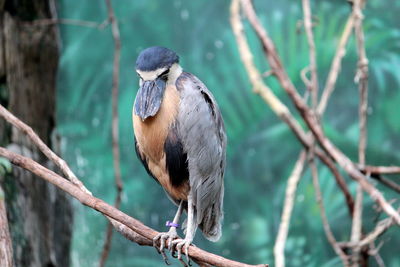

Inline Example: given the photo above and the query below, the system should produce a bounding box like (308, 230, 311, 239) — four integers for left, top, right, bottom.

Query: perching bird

(133, 46, 226, 263)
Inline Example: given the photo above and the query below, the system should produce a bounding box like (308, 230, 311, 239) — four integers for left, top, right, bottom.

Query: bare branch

(99, 0, 123, 265)
(352, 0, 369, 263)
(0, 105, 238, 266)
(230, 0, 292, 122)
(0, 147, 268, 267)
(370, 175, 400, 194)
(231, 0, 354, 222)
(317, 15, 355, 115)
(0, 104, 91, 195)
(232, 0, 355, 220)
(361, 165, 400, 175)
(350, 186, 363, 266)
(237, 0, 400, 225)
(359, 214, 396, 248)
(342, 208, 399, 249)
(354, 0, 368, 167)
(300, 66, 312, 99)
(274, 151, 307, 267)
(302, 0, 319, 107)
(310, 158, 349, 265)
(288, 69, 400, 224)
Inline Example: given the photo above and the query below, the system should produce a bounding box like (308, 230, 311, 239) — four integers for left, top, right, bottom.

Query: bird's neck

(167, 63, 183, 87)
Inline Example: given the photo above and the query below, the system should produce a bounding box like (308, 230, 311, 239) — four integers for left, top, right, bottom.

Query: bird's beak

(134, 77, 166, 120)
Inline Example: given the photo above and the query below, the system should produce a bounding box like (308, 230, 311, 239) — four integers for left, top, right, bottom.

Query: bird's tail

(199, 189, 224, 242)
(199, 205, 223, 242)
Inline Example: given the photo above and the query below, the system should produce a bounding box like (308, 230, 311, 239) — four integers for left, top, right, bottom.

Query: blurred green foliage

(57, 0, 400, 266)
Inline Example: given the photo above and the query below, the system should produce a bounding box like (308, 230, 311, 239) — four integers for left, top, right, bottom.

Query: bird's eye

(159, 69, 170, 80)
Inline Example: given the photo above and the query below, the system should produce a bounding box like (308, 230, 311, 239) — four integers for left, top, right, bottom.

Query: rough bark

(0, 0, 73, 266)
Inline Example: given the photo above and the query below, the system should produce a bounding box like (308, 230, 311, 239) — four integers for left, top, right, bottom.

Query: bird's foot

(153, 228, 178, 265)
(170, 238, 193, 267)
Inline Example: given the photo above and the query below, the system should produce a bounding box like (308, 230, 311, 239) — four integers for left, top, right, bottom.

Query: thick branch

(0, 147, 267, 267)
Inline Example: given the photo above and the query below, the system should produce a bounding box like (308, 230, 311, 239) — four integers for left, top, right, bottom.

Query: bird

(132, 46, 226, 264)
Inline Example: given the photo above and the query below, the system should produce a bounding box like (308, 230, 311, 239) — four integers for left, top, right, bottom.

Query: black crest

(136, 46, 179, 71)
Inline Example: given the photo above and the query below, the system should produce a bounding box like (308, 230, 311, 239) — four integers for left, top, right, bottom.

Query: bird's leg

(153, 200, 184, 264)
(171, 194, 196, 266)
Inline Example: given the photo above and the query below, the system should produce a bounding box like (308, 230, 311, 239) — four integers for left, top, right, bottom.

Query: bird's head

(134, 46, 182, 121)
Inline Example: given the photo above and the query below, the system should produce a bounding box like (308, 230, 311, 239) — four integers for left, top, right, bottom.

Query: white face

(136, 63, 182, 86)
(136, 67, 168, 81)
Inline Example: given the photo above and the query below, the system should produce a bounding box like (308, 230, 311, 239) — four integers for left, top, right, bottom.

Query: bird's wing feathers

(176, 72, 226, 240)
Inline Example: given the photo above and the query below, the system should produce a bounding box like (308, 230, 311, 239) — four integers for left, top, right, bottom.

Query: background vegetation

(56, 0, 400, 266)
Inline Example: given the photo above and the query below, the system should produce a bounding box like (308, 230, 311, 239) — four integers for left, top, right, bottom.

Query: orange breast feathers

(133, 85, 189, 200)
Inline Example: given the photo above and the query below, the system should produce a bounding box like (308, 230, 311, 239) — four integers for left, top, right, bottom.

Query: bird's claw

(170, 238, 192, 267)
(153, 229, 178, 265)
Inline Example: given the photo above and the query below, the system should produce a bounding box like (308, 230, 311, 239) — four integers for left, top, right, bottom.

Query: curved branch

(0, 147, 268, 267)
(0, 105, 91, 195)
(310, 158, 349, 265)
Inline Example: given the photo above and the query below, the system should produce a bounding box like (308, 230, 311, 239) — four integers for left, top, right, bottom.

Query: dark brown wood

(0, 0, 73, 266)
(0, 184, 13, 267)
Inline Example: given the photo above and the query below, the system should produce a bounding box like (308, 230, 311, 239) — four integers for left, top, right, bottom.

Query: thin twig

(341, 208, 399, 248)
(0, 104, 91, 195)
(300, 66, 312, 98)
(274, 151, 307, 267)
(371, 175, 400, 193)
(302, 0, 319, 107)
(350, 185, 363, 266)
(309, 157, 349, 266)
(353, 0, 369, 264)
(361, 165, 400, 175)
(0, 147, 268, 267)
(354, 0, 368, 168)
(99, 0, 123, 265)
(317, 15, 355, 115)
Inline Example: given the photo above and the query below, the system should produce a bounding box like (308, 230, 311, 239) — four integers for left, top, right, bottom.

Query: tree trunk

(0, 1, 73, 266)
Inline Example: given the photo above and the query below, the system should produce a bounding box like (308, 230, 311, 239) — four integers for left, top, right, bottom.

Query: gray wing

(176, 72, 226, 241)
